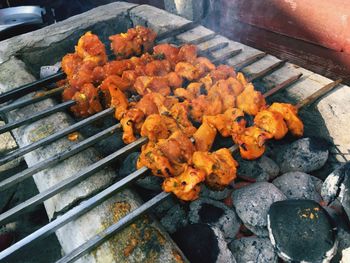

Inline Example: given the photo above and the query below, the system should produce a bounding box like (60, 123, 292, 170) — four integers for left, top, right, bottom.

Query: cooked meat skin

(236, 83, 266, 116)
(268, 102, 304, 137)
(254, 109, 288, 139)
(75, 31, 107, 65)
(70, 83, 102, 118)
(162, 165, 206, 201)
(193, 121, 217, 152)
(120, 108, 145, 144)
(193, 148, 238, 189)
(234, 126, 273, 160)
(141, 114, 170, 142)
(134, 76, 171, 96)
(109, 26, 156, 59)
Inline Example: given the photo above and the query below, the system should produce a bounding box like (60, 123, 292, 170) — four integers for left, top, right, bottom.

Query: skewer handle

(296, 78, 343, 109)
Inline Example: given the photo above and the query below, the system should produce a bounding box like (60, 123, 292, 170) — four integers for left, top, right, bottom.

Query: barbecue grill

(0, 2, 349, 263)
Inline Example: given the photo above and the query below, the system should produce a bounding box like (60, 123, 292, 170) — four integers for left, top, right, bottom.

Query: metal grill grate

(0, 21, 342, 263)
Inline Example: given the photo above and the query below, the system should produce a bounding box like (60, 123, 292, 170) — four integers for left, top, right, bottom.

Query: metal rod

(0, 100, 75, 135)
(248, 60, 287, 82)
(0, 137, 147, 226)
(199, 42, 229, 55)
(233, 52, 267, 71)
(0, 108, 114, 166)
(0, 71, 65, 104)
(212, 49, 242, 64)
(186, 33, 216, 45)
(295, 78, 343, 109)
(0, 85, 67, 113)
(56, 191, 170, 263)
(156, 22, 199, 41)
(0, 123, 121, 192)
(0, 166, 149, 261)
(263, 73, 303, 98)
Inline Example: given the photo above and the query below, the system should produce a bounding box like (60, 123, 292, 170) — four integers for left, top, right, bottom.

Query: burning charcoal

(232, 182, 286, 236)
(118, 152, 140, 177)
(277, 137, 329, 173)
(236, 155, 280, 182)
(228, 237, 278, 263)
(189, 198, 240, 241)
(153, 197, 177, 218)
(160, 204, 188, 234)
(267, 200, 337, 262)
(272, 172, 320, 201)
(310, 175, 323, 194)
(200, 184, 231, 200)
(321, 162, 350, 219)
(172, 223, 237, 263)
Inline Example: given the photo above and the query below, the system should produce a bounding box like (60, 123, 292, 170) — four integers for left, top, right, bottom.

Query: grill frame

(0, 3, 347, 263)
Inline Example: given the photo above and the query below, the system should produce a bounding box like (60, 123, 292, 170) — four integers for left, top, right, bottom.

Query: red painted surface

(221, 0, 350, 54)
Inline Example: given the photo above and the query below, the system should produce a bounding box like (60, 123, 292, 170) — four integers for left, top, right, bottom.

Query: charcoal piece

(277, 137, 329, 173)
(267, 200, 337, 262)
(232, 182, 286, 236)
(237, 155, 280, 181)
(229, 237, 278, 263)
(172, 224, 236, 263)
(321, 162, 350, 220)
(200, 184, 231, 200)
(272, 171, 319, 201)
(118, 152, 140, 177)
(160, 204, 188, 234)
(189, 198, 240, 241)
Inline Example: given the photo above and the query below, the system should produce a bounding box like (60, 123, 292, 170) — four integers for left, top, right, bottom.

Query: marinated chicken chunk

(236, 83, 266, 115)
(193, 121, 217, 152)
(193, 148, 238, 189)
(268, 102, 304, 137)
(254, 109, 288, 140)
(162, 165, 206, 201)
(109, 26, 156, 59)
(234, 126, 273, 160)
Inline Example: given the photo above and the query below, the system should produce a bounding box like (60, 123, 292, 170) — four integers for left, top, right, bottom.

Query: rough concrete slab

(0, 2, 137, 75)
(175, 25, 214, 43)
(164, 0, 206, 21)
(129, 4, 190, 36)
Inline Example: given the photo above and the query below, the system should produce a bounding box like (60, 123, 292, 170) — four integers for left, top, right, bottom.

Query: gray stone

(237, 155, 280, 182)
(229, 237, 278, 263)
(164, 0, 207, 21)
(189, 198, 240, 241)
(272, 172, 319, 201)
(160, 204, 188, 234)
(200, 184, 231, 200)
(277, 137, 329, 173)
(232, 182, 286, 236)
(129, 4, 190, 37)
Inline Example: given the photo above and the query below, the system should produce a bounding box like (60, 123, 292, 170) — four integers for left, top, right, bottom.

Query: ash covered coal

(267, 200, 337, 262)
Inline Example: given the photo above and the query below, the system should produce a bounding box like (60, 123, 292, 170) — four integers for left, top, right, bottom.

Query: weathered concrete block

(164, 0, 206, 21)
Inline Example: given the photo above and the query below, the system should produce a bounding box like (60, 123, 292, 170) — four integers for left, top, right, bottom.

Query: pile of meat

(60, 26, 304, 201)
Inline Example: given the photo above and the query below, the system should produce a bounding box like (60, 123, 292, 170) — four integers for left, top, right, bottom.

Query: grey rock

(237, 155, 280, 182)
(277, 137, 329, 173)
(189, 198, 240, 241)
(160, 204, 188, 234)
(164, 0, 207, 21)
(200, 184, 231, 200)
(232, 182, 286, 236)
(229, 237, 278, 263)
(272, 172, 319, 201)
